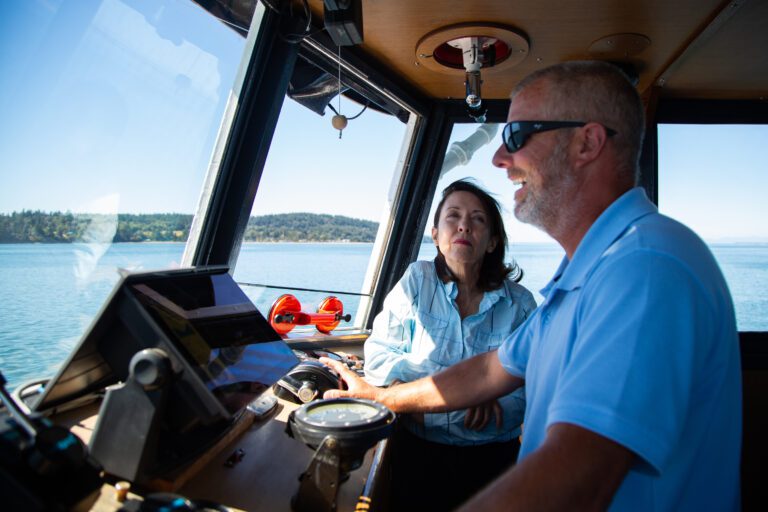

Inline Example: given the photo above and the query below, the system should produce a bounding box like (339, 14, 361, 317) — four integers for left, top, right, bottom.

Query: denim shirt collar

(541, 187, 657, 297)
(441, 271, 508, 317)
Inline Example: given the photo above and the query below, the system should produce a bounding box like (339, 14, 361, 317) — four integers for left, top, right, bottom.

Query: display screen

(129, 271, 299, 414)
(35, 267, 299, 417)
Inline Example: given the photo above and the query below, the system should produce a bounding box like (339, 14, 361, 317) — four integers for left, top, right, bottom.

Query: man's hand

(319, 357, 379, 400)
(464, 399, 503, 430)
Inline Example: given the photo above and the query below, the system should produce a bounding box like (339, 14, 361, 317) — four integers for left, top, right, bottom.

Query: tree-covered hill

(0, 211, 378, 243)
(245, 213, 377, 242)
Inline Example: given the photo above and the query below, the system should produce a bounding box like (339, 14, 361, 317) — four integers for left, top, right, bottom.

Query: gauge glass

(305, 402, 381, 425)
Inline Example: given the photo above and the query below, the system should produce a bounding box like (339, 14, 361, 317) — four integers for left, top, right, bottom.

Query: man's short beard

(514, 137, 576, 232)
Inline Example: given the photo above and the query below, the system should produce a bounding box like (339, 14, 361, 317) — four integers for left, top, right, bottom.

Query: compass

(286, 398, 395, 512)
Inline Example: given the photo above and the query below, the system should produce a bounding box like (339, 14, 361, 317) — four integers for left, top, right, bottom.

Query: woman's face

(432, 190, 497, 270)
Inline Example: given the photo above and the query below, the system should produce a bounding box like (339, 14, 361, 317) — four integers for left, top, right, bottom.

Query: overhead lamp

(416, 23, 529, 121)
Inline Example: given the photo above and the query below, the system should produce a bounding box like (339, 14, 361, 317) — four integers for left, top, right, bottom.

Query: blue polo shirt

(498, 187, 741, 510)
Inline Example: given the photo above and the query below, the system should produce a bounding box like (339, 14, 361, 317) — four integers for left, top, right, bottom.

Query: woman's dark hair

(432, 179, 523, 290)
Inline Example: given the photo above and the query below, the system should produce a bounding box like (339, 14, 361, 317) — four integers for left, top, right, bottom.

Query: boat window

(0, 1, 248, 389)
(658, 124, 768, 331)
(416, 123, 564, 304)
(231, 94, 412, 334)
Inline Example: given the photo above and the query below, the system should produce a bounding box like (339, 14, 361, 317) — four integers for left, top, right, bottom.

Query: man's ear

(572, 122, 609, 169)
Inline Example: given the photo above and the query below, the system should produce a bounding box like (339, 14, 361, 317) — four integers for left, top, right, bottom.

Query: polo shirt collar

(547, 187, 657, 293)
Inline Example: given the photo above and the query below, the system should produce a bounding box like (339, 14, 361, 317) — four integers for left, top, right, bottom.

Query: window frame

(181, 13, 431, 332)
(652, 98, 768, 371)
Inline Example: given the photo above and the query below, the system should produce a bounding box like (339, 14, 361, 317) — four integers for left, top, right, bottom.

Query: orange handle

(268, 294, 350, 335)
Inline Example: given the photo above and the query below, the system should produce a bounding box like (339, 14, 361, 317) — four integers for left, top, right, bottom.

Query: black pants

(388, 426, 520, 511)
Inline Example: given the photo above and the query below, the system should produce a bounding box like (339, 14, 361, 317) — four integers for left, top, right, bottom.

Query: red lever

(268, 294, 351, 335)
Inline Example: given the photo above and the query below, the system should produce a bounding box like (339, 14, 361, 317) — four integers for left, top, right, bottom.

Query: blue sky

(1, 0, 766, 243)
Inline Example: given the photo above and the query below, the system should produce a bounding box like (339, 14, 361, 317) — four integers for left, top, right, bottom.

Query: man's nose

(492, 143, 512, 169)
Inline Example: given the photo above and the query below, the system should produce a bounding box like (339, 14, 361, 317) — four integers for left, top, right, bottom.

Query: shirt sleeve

(364, 264, 432, 385)
(496, 281, 538, 379)
(547, 250, 717, 473)
(497, 312, 535, 379)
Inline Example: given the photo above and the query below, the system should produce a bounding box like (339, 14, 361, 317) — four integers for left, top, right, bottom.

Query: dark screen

(129, 272, 298, 414)
(34, 268, 298, 417)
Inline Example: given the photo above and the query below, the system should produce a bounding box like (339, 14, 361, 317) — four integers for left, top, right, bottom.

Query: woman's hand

(319, 357, 379, 401)
(464, 399, 503, 431)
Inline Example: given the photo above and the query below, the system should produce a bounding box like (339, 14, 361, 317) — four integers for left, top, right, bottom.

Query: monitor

(33, 266, 299, 422)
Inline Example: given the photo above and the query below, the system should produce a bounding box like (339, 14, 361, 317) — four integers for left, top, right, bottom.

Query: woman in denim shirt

(365, 179, 536, 510)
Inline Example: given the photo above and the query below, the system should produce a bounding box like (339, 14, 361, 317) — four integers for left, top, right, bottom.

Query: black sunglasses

(502, 121, 617, 153)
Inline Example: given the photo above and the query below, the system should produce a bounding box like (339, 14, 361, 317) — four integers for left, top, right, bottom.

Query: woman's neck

(450, 265, 483, 319)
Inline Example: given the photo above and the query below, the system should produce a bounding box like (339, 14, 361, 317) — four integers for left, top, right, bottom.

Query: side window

(0, 1, 247, 389)
(231, 96, 411, 333)
(658, 124, 768, 330)
(417, 123, 564, 303)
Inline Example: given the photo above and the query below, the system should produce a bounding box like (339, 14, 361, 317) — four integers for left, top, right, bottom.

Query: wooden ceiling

(307, 0, 768, 102)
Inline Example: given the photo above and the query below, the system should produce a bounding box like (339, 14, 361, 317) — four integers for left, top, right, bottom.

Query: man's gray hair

(512, 61, 645, 184)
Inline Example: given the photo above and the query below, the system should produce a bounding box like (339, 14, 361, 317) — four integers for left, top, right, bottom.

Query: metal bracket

(292, 435, 342, 512)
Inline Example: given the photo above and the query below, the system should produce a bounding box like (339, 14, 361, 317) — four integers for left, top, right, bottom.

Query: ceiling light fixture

(416, 23, 529, 122)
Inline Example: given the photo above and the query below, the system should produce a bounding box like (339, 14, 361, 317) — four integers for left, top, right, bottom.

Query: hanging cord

(327, 101, 368, 120)
(338, 45, 342, 114)
(334, 45, 345, 138)
(329, 45, 368, 136)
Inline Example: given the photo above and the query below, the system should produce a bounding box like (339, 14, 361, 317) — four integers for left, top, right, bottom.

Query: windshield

(0, 0, 247, 390)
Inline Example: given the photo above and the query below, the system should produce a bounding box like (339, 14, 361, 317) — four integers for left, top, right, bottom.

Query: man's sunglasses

(502, 121, 617, 153)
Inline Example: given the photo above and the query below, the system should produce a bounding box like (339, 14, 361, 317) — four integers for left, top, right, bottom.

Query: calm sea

(0, 242, 765, 390)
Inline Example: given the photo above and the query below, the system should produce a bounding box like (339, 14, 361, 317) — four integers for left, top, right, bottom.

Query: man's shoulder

(589, 211, 731, 310)
(608, 211, 713, 267)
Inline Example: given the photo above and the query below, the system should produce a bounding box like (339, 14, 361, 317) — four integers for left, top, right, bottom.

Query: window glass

(232, 97, 411, 334)
(417, 123, 564, 303)
(0, 0, 247, 389)
(658, 124, 768, 331)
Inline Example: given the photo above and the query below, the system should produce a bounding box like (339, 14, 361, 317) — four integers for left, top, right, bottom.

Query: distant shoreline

(0, 211, 380, 244)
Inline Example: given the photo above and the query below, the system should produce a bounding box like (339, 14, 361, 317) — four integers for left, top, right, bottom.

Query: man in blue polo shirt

(322, 60, 741, 511)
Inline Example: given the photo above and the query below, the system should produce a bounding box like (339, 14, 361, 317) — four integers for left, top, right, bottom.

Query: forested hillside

(244, 213, 376, 242)
(0, 211, 378, 243)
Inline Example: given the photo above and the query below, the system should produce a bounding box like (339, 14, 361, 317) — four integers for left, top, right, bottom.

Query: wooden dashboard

(67, 388, 388, 512)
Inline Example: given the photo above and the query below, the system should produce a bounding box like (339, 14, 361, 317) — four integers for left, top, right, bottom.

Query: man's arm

(322, 350, 522, 413)
(458, 422, 635, 511)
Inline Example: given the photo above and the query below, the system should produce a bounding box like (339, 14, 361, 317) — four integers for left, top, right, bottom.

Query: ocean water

(0, 242, 765, 390)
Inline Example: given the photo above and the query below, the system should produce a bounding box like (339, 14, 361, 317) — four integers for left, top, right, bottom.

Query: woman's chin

(444, 252, 483, 269)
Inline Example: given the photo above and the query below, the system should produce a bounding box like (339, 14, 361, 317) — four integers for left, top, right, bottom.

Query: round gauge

(287, 398, 395, 455)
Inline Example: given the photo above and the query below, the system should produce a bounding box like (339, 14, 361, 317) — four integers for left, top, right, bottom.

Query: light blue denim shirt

(365, 260, 537, 445)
